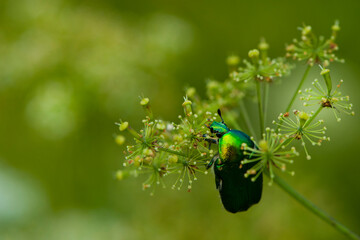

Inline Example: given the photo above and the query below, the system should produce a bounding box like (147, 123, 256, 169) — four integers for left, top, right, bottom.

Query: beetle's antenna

(217, 109, 225, 123)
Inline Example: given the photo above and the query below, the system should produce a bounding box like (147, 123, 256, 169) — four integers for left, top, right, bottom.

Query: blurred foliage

(0, 0, 359, 239)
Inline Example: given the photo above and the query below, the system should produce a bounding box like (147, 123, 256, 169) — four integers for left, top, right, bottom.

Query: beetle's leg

(202, 134, 217, 143)
(206, 154, 219, 169)
(203, 134, 218, 150)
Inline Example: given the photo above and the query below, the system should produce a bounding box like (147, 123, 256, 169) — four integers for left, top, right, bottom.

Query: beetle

(205, 109, 262, 213)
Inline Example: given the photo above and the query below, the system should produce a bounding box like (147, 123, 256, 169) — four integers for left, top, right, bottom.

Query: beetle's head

(208, 109, 230, 138)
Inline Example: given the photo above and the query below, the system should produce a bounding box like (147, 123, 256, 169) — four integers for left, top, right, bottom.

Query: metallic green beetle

(205, 109, 262, 213)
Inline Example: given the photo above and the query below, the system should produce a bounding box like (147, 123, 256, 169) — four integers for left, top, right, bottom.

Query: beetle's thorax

(209, 121, 230, 138)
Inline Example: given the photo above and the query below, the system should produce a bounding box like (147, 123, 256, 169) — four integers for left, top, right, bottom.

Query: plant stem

(158, 147, 187, 157)
(285, 65, 312, 113)
(274, 137, 294, 152)
(303, 105, 323, 128)
(270, 173, 360, 240)
(127, 127, 145, 142)
(277, 65, 312, 132)
(256, 80, 265, 136)
(264, 83, 270, 125)
(239, 100, 257, 138)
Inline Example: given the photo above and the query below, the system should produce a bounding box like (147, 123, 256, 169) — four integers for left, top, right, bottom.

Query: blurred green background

(0, 0, 359, 239)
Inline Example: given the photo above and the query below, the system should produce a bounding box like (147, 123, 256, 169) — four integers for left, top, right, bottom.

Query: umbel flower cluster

(116, 99, 214, 194)
(285, 21, 344, 66)
(115, 21, 354, 193)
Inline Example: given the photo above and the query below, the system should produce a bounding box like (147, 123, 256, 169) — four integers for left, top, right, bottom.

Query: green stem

(127, 127, 145, 142)
(264, 83, 270, 125)
(303, 106, 323, 128)
(270, 173, 360, 240)
(274, 137, 294, 152)
(158, 147, 187, 157)
(256, 80, 265, 136)
(239, 100, 257, 138)
(285, 65, 312, 113)
(277, 65, 312, 133)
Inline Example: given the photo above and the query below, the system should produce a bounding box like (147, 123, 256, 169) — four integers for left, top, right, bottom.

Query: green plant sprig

(115, 22, 358, 239)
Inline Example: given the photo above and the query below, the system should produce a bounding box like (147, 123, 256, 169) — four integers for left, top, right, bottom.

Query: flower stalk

(286, 65, 311, 114)
(239, 100, 257, 138)
(270, 173, 360, 240)
(256, 80, 265, 136)
(303, 105, 323, 128)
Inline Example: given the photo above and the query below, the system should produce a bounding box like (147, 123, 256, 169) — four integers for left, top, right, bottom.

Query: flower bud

(186, 87, 196, 98)
(207, 81, 220, 97)
(302, 25, 312, 36)
(144, 156, 153, 163)
(258, 39, 269, 63)
(286, 44, 295, 52)
(332, 22, 340, 32)
(119, 122, 129, 131)
(134, 156, 142, 167)
(173, 134, 183, 143)
(258, 39, 269, 51)
(143, 148, 153, 156)
(140, 98, 149, 106)
(156, 122, 166, 131)
(323, 60, 330, 67)
(320, 68, 330, 75)
(259, 140, 268, 151)
(116, 170, 123, 180)
(321, 68, 332, 95)
(248, 49, 260, 59)
(298, 111, 309, 121)
(116, 170, 129, 180)
(226, 55, 240, 66)
(182, 98, 193, 116)
(115, 135, 126, 145)
(168, 155, 178, 164)
(298, 111, 309, 127)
